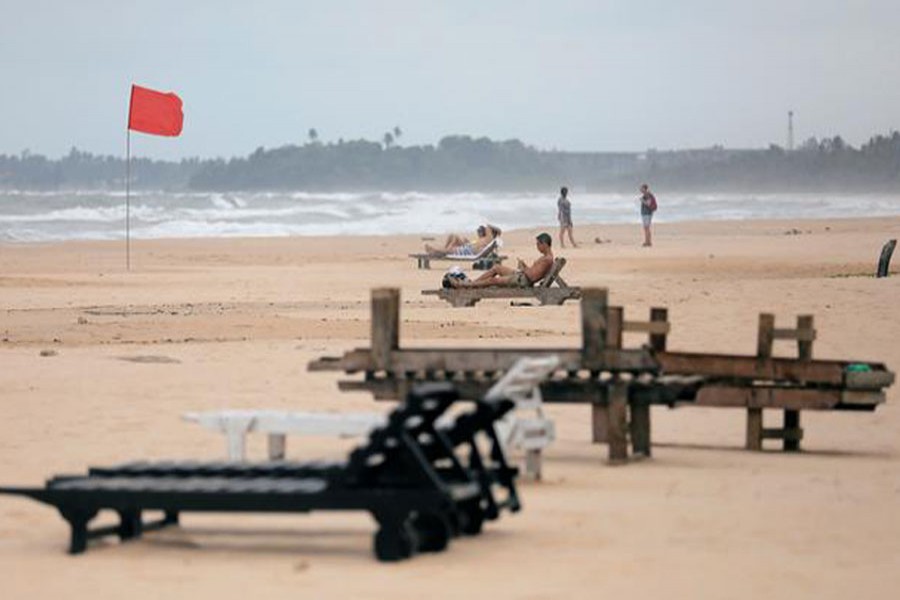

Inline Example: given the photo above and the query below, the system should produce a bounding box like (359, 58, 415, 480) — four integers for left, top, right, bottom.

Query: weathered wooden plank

(581, 288, 608, 369)
(314, 346, 888, 389)
(761, 427, 804, 442)
(757, 313, 775, 359)
(630, 402, 651, 457)
(371, 288, 400, 370)
(649, 308, 668, 352)
(539, 257, 566, 288)
(840, 390, 887, 407)
(341, 376, 701, 406)
(607, 307, 623, 349)
(592, 403, 609, 443)
(607, 382, 629, 463)
(312, 346, 657, 375)
(696, 386, 842, 410)
(655, 351, 848, 385)
(844, 370, 895, 389)
(623, 321, 671, 335)
(772, 328, 817, 342)
(746, 408, 763, 450)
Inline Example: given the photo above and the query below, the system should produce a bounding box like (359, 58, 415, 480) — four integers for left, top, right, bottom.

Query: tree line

(1, 131, 898, 192)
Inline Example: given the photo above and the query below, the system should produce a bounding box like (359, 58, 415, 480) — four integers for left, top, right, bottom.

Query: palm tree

(393, 126, 402, 142)
(383, 131, 394, 149)
(308, 128, 319, 145)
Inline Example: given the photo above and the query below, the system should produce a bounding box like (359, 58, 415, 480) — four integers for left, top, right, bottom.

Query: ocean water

(0, 190, 898, 243)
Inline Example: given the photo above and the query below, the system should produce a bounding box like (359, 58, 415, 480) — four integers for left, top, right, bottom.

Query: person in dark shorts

(557, 186, 578, 248)
(451, 233, 554, 288)
(638, 183, 657, 247)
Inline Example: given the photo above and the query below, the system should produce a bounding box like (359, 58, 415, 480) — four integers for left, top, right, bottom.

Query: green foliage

(1, 131, 899, 192)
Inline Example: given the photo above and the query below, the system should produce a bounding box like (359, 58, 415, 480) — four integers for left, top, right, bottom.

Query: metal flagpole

(126, 128, 131, 271)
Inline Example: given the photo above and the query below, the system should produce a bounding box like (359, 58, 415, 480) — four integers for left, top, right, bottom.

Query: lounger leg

(410, 511, 452, 552)
(58, 507, 97, 555)
(268, 434, 286, 460)
(630, 401, 652, 457)
(746, 408, 763, 451)
(591, 403, 609, 444)
(117, 509, 143, 541)
(372, 512, 417, 562)
(783, 410, 803, 452)
(524, 449, 542, 481)
(607, 386, 629, 464)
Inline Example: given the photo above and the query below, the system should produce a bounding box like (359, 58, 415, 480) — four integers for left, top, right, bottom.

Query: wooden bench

(422, 257, 582, 307)
(409, 238, 506, 270)
(310, 288, 894, 464)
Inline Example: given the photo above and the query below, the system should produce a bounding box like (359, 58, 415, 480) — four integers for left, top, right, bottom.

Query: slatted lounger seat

(422, 257, 582, 307)
(182, 410, 387, 461)
(0, 383, 520, 562)
(409, 238, 507, 270)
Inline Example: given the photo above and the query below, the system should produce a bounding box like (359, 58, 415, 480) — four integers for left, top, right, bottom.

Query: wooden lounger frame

(422, 257, 582, 307)
(309, 288, 893, 464)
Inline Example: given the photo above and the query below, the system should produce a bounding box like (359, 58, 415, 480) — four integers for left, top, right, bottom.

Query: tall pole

(126, 128, 131, 271)
(787, 110, 795, 151)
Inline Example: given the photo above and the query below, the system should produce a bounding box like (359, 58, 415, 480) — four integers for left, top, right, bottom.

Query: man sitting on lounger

(452, 232, 554, 288)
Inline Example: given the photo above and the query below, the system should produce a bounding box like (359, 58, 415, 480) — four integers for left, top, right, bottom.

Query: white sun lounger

(184, 355, 559, 478)
(409, 238, 506, 270)
(182, 410, 387, 461)
(487, 355, 558, 480)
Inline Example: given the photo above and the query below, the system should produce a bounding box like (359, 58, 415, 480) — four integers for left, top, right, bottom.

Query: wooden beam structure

(308, 288, 894, 464)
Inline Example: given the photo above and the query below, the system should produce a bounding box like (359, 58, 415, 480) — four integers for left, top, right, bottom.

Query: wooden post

(592, 388, 609, 443)
(607, 381, 629, 463)
(583, 289, 610, 445)
(606, 306, 623, 350)
(796, 315, 814, 361)
(784, 314, 813, 452)
(581, 288, 608, 369)
(594, 306, 621, 446)
(371, 288, 400, 371)
(649, 307, 668, 352)
(746, 407, 763, 451)
(757, 313, 775, 360)
(748, 313, 775, 451)
(630, 401, 651, 457)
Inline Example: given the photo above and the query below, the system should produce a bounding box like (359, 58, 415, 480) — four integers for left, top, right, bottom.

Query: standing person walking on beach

(557, 186, 577, 248)
(638, 183, 657, 247)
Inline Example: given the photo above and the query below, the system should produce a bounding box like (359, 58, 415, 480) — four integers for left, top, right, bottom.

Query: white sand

(1, 217, 899, 598)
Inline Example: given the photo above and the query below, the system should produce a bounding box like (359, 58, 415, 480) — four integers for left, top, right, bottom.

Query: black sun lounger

(0, 383, 520, 562)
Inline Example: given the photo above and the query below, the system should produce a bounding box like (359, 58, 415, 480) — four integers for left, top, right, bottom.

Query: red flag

(128, 84, 183, 136)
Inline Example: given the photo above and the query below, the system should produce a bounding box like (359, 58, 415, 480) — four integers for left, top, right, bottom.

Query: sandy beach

(1, 216, 899, 599)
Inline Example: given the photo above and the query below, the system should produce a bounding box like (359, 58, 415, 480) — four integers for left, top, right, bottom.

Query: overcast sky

(2, 0, 899, 159)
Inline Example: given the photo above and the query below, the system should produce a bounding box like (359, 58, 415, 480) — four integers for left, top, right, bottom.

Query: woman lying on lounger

(451, 232, 553, 288)
(425, 224, 501, 258)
